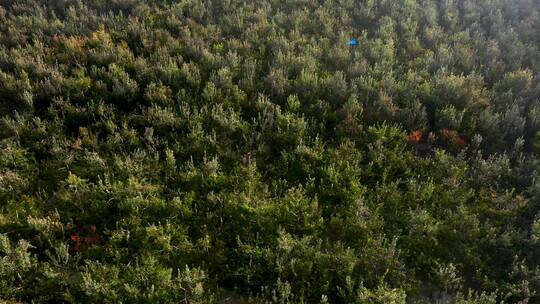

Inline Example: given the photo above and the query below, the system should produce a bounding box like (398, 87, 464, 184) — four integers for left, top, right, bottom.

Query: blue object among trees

(347, 38, 358, 46)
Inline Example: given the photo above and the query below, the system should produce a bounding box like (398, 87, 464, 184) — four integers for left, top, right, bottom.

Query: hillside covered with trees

(1, 0, 540, 302)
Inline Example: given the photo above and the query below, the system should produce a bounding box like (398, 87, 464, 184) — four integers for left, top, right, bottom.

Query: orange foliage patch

(72, 138, 82, 150)
(70, 233, 81, 251)
(408, 130, 422, 142)
(69, 224, 102, 252)
(455, 137, 467, 149)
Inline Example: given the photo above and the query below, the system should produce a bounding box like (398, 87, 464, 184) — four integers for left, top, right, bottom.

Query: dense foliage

(1, 0, 540, 302)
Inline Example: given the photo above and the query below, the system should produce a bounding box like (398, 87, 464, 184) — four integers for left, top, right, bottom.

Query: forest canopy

(1, 0, 540, 303)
